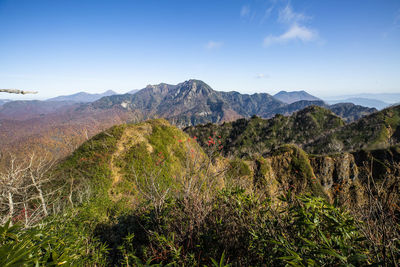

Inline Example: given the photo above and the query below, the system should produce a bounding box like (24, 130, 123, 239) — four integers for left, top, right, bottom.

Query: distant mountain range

(47, 90, 117, 102)
(0, 80, 377, 124)
(323, 93, 400, 110)
(336, 93, 400, 104)
(90, 79, 376, 125)
(273, 90, 321, 104)
(326, 98, 389, 110)
(91, 80, 283, 126)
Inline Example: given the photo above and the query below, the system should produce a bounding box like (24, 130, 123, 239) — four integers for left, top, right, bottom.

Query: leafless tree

(352, 160, 400, 266)
(0, 153, 62, 227)
(169, 142, 228, 248)
(0, 155, 29, 225)
(132, 159, 171, 220)
(131, 139, 226, 232)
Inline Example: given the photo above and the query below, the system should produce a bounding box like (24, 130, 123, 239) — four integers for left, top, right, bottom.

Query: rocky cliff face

(310, 154, 358, 190)
(249, 146, 363, 205)
(252, 145, 399, 207)
(309, 153, 364, 205)
(252, 145, 325, 200)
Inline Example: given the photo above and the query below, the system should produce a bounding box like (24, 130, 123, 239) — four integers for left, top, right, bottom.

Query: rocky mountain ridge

(90, 79, 376, 125)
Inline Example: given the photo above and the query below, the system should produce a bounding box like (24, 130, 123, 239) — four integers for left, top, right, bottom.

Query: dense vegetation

(305, 105, 400, 153)
(1, 116, 399, 266)
(186, 104, 400, 156)
(184, 106, 345, 158)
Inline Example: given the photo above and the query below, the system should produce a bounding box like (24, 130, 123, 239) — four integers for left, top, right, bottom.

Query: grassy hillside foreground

(1, 119, 399, 266)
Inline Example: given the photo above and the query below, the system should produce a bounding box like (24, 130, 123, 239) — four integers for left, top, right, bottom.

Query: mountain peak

(183, 79, 207, 87)
(103, 90, 117, 95)
(177, 79, 213, 95)
(274, 90, 321, 104)
(47, 90, 117, 103)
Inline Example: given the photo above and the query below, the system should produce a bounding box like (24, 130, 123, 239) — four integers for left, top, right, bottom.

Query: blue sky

(0, 0, 399, 99)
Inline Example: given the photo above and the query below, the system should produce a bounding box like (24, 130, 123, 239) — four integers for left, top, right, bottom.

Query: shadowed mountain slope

(328, 103, 377, 122)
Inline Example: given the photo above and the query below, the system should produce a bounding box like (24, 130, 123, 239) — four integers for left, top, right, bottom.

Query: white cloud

(260, 6, 274, 24)
(205, 41, 223, 50)
(263, 3, 319, 47)
(241, 5, 250, 18)
(278, 4, 309, 24)
(264, 23, 317, 46)
(255, 73, 269, 79)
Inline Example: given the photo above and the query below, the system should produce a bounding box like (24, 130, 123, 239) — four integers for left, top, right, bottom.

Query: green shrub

(250, 193, 370, 266)
(0, 211, 108, 266)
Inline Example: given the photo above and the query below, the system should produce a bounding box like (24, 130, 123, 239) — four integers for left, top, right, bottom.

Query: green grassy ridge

(52, 124, 126, 197)
(30, 119, 211, 264)
(51, 119, 208, 209)
(113, 119, 207, 201)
